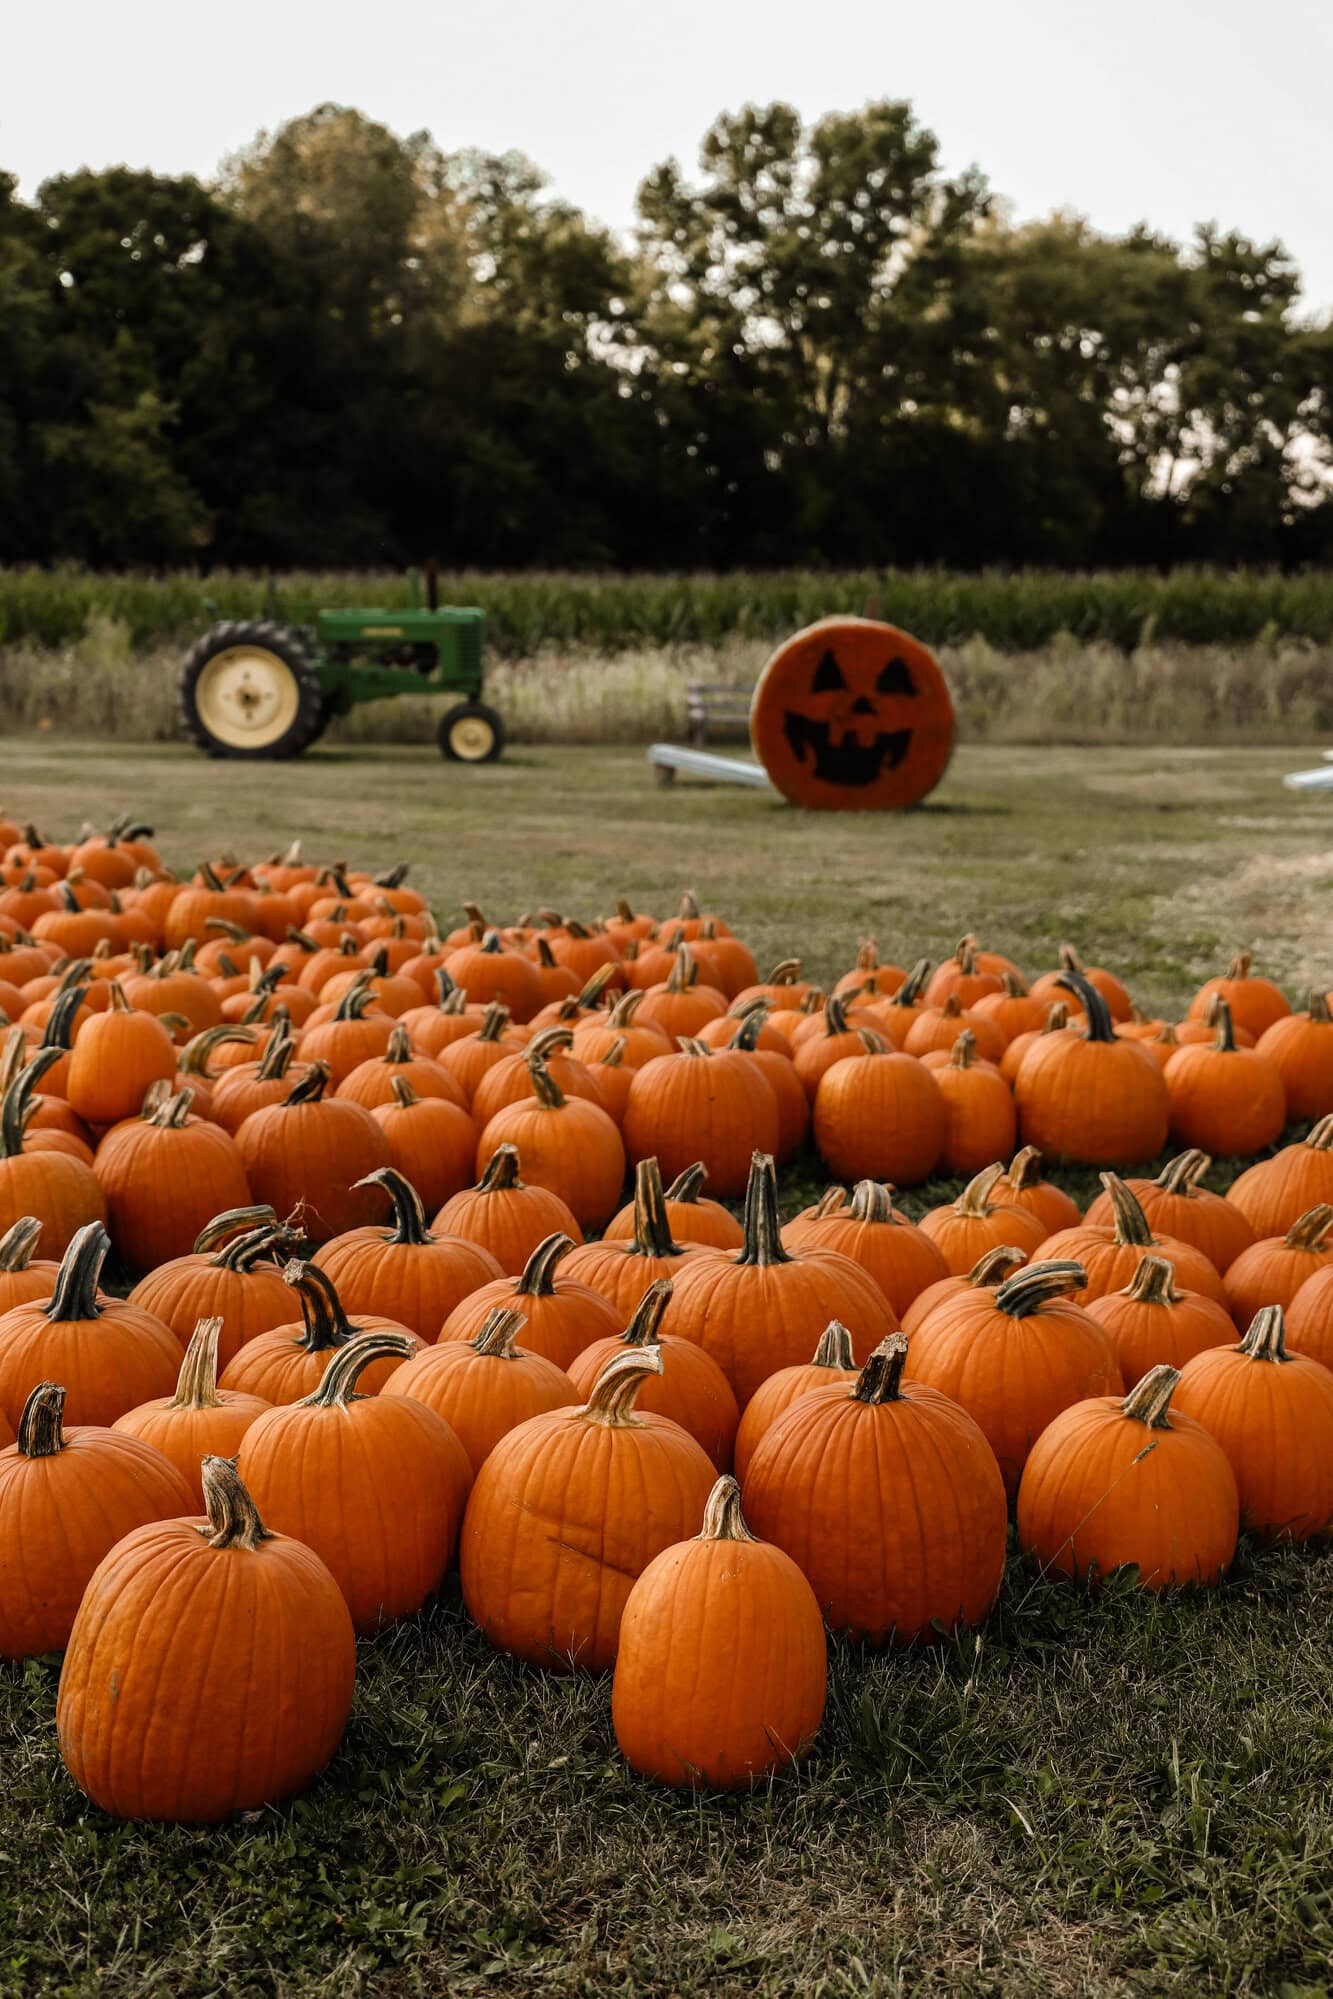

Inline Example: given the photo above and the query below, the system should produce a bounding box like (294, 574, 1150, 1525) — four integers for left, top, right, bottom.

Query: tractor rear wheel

(437, 701, 505, 764)
(178, 621, 325, 759)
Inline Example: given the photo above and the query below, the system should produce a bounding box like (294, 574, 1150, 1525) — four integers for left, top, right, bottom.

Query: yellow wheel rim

(448, 714, 496, 761)
(194, 647, 301, 749)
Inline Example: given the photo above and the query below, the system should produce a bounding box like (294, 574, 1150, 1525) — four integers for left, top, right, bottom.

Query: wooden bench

(686, 682, 753, 745)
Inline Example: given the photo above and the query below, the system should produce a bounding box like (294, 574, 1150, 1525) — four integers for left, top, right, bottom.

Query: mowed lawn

(2, 735, 1333, 1999)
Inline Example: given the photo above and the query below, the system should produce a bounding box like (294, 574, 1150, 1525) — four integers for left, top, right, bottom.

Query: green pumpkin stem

(736, 1152, 791, 1267)
(44, 1222, 111, 1321)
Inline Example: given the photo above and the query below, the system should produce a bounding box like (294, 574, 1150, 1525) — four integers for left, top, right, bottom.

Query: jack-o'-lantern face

(750, 617, 955, 812)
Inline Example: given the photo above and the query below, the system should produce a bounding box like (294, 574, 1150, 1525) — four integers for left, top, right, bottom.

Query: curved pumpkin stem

(698, 1474, 756, 1543)
(45, 1222, 110, 1322)
(954, 1162, 1008, 1219)
(966, 1244, 1029, 1285)
(1211, 996, 1238, 1054)
(17, 1381, 67, 1457)
(1225, 951, 1254, 981)
(582, 1343, 663, 1425)
(1055, 968, 1114, 1041)
(811, 1319, 856, 1368)
(192, 1205, 279, 1256)
(625, 1157, 683, 1259)
(179, 1025, 258, 1080)
(331, 972, 378, 1022)
(302, 1328, 418, 1406)
(847, 1181, 895, 1225)
(141, 1088, 195, 1128)
(948, 1030, 979, 1070)
(619, 1276, 672, 1347)
(471, 1304, 527, 1358)
(1285, 1205, 1333, 1251)
(282, 1260, 359, 1352)
(0, 1045, 63, 1159)
(1101, 1174, 1156, 1247)
(515, 1231, 576, 1296)
(283, 1060, 331, 1106)
(820, 993, 850, 1038)
(169, 1317, 225, 1409)
(852, 1332, 909, 1404)
(213, 1220, 303, 1271)
(475, 1143, 523, 1193)
(0, 1216, 43, 1272)
(1122, 1363, 1181, 1429)
(808, 1185, 848, 1220)
(663, 1162, 709, 1205)
(736, 1152, 791, 1267)
(526, 1051, 566, 1111)
(1121, 1254, 1181, 1306)
(199, 1455, 272, 1549)
(1306, 1117, 1333, 1155)
(40, 985, 88, 1053)
(1155, 1150, 1211, 1196)
(994, 1260, 1088, 1317)
(727, 1006, 769, 1053)
(1005, 1147, 1045, 1193)
(887, 958, 932, 1011)
(353, 1166, 432, 1246)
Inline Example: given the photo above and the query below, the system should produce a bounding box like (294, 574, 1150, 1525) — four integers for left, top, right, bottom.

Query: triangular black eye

(877, 656, 916, 695)
(811, 650, 847, 693)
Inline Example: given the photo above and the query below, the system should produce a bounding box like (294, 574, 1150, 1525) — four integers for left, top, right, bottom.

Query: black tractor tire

(437, 701, 505, 764)
(178, 620, 325, 760)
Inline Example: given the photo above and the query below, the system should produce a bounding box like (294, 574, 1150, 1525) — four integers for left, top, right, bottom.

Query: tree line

(2, 100, 1331, 573)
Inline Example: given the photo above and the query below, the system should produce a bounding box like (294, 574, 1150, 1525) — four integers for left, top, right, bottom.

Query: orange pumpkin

(993, 1145, 1081, 1236)
(1081, 1150, 1255, 1273)
(1186, 951, 1290, 1040)
(313, 1168, 502, 1342)
(127, 1206, 300, 1366)
(812, 1033, 946, 1186)
(433, 1143, 583, 1274)
(234, 1062, 390, 1244)
(1223, 1207, 1333, 1327)
(1038, 1174, 1228, 1306)
(1083, 1255, 1236, 1390)
(1256, 990, 1333, 1123)
(438, 1229, 622, 1367)
(219, 1259, 421, 1404)
(1013, 970, 1167, 1165)
(623, 1038, 779, 1201)
(1226, 1117, 1333, 1241)
(917, 1163, 1048, 1275)
(1163, 998, 1286, 1157)
(93, 1088, 253, 1271)
(384, 1305, 576, 1475)
(731, 1319, 860, 1483)
(113, 1315, 271, 1504)
(781, 1179, 948, 1317)
(565, 1276, 740, 1471)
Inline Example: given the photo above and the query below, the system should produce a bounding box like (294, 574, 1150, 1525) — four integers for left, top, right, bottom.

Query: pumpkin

(1029, 942, 1132, 1023)
(1082, 1149, 1256, 1273)
(0, 1222, 183, 1428)
(659, 1151, 899, 1407)
(64, 981, 177, 1126)
(459, 1344, 717, 1672)
(57, 1454, 355, 1822)
(833, 939, 905, 1002)
(565, 1276, 740, 1471)
(715, 1007, 808, 1161)
(993, 1145, 1081, 1236)
(1256, 990, 1333, 1123)
(925, 1030, 1017, 1174)
(336, 1021, 467, 1111)
(1083, 1254, 1236, 1390)
(475, 1047, 625, 1230)
(0, 1047, 107, 1255)
(862, 957, 932, 1047)
(917, 1162, 1048, 1275)
(92, 1087, 253, 1271)
(1016, 1363, 1239, 1588)
(238, 1331, 468, 1631)
(623, 1038, 779, 1201)
(368, 1076, 478, 1214)
(791, 994, 883, 1098)
(438, 1229, 621, 1367)
(811, 1032, 946, 1186)
(382, 1304, 576, 1476)
(922, 938, 1005, 1011)
(561, 1155, 718, 1317)
(1187, 951, 1290, 1040)
(604, 1160, 743, 1252)
(0, 1215, 60, 1316)
(220, 1258, 421, 1403)
(1039, 1174, 1228, 1305)
(780, 1179, 948, 1317)
(311, 1167, 501, 1342)
(971, 972, 1047, 1046)
(634, 946, 728, 1041)
(742, 1334, 1006, 1643)
(433, 1143, 583, 1273)
(399, 977, 484, 1057)
(0, 1380, 192, 1659)
(1000, 1001, 1071, 1086)
(1223, 1207, 1333, 1327)
(444, 925, 543, 1022)
(1163, 998, 1286, 1157)
(1226, 1116, 1333, 1240)
(904, 992, 1006, 1065)
(1286, 1264, 1333, 1367)
(731, 1320, 860, 1482)
(207, 1028, 312, 1133)
(113, 1315, 271, 1504)
(298, 974, 394, 1083)
(235, 1062, 390, 1244)
(471, 1022, 606, 1123)
(612, 1474, 826, 1789)
(1014, 969, 1168, 1164)
(569, 988, 672, 1071)
(1172, 1305, 1333, 1542)
(127, 1207, 300, 1366)
(748, 615, 955, 811)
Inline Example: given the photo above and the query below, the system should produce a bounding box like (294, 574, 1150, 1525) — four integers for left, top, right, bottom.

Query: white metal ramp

(648, 744, 774, 789)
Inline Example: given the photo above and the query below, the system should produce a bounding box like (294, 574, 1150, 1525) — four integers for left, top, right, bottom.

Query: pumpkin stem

(282, 1259, 358, 1352)
(1056, 969, 1114, 1041)
(1101, 1174, 1155, 1247)
(199, 1455, 272, 1550)
(664, 945, 698, 995)
(0, 1216, 43, 1272)
(1041, 1002, 1070, 1033)
(736, 1152, 791, 1267)
(141, 1087, 195, 1128)
(331, 972, 378, 1022)
(1308, 990, 1332, 1025)
(948, 1030, 978, 1070)
(1000, 970, 1029, 998)
(528, 1025, 575, 1066)
(1155, 1150, 1211, 1196)
(888, 958, 932, 1010)
(994, 1260, 1088, 1316)
(582, 1342, 663, 1425)
(965, 1244, 1030, 1285)
(526, 1050, 567, 1110)
(1005, 1146, 1044, 1193)
(821, 993, 850, 1037)
(169, 1317, 225, 1409)
(811, 1319, 856, 1368)
(698, 1474, 757, 1543)
(353, 1166, 432, 1246)
(727, 1004, 769, 1052)
(1226, 951, 1254, 981)
(852, 1332, 909, 1404)
(765, 958, 803, 988)
(514, 1231, 576, 1296)
(44, 1222, 110, 1322)
(282, 1059, 332, 1106)
(1238, 1304, 1290, 1363)
(1306, 1116, 1333, 1154)
(470, 1305, 527, 1358)
(1285, 1205, 1333, 1252)
(809, 1185, 848, 1219)
(939, 993, 963, 1021)
(476, 1002, 511, 1045)
(1121, 1363, 1181, 1429)
(40, 985, 88, 1052)
(1121, 1254, 1181, 1306)
(1057, 942, 1086, 975)
(954, 1162, 1008, 1219)
(847, 1180, 895, 1225)
(382, 1022, 413, 1065)
(255, 1028, 298, 1082)
(1211, 996, 1238, 1053)
(192, 1205, 279, 1255)
(606, 989, 646, 1030)
(179, 1025, 258, 1078)
(663, 1162, 708, 1204)
(213, 1220, 302, 1272)
(620, 1276, 672, 1346)
(301, 1327, 417, 1406)
(17, 1381, 66, 1457)
(476, 1143, 523, 1193)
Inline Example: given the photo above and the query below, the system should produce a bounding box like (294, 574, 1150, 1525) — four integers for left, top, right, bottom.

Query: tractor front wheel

(437, 701, 505, 764)
(178, 621, 325, 759)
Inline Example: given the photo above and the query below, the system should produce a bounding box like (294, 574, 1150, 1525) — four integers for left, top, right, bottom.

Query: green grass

(1, 737, 1332, 1996)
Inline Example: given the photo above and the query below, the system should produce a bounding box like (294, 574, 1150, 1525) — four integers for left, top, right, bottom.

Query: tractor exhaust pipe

(424, 560, 439, 612)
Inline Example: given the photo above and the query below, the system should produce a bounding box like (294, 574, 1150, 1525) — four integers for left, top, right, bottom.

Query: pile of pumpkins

(1, 814, 1332, 1821)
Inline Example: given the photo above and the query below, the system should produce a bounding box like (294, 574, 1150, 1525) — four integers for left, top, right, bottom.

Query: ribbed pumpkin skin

(0, 1297, 183, 1430)
(459, 1397, 717, 1672)
(781, 1197, 949, 1317)
(1187, 961, 1290, 1039)
(220, 1316, 419, 1404)
(1037, 1220, 1226, 1306)
(235, 1096, 390, 1244)
(1013, 1030, 1168, 1165)
(1287, 1267, 1333, 1366)
(566, 1334, 740, 1471)
(433, 1177, 583, 1275)
(742, 1374, 1007, 1645)
(812, 1050, 945, 1186)
(382, 1338, 576, 1476)
(1163, 1040, 1286, 1157)
(369, 1094, 478, 1214)
(559, 1235, 717, 1319)
(612, 1483, 827, 1789)
(314, 1231, 502, 1343)
(1222, 1219, 1333, 1328)
(439, 1270, 622, 1369)
(112, 1392, 269, 1507)
(1173, 1337, 1333, 1541)
(92, 1113, 253, 1271)
(732, 1355, 860, 1483)
(918, 1197, 1047, 1276)
(57, 1503, 354, 1821)
(1081, 1161, 1255, 1273)
(623, 1050, 778, 1200)
(1084, 1273, 1235, 1389)
(475, 1095, 625, 1231)
(1016, 1388, 1239, 1587)
(603, 1189, 742, 1252)
(66, 1007, 177, 1126)
(0, 1151, 107, 1259)
(0, 1420, 193, 1657)
(1257, 1005, 1333, 1122)
(1227, 1129, 1333, 1240)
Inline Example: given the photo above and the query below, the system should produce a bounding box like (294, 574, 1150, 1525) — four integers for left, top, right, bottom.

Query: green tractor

(177, 570, 503, 763)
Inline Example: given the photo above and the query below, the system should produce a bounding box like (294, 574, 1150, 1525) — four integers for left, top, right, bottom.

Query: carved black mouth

(781, 711, 913, 786)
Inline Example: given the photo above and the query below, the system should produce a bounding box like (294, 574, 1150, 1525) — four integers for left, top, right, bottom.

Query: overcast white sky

(7, 0, 1332, 311)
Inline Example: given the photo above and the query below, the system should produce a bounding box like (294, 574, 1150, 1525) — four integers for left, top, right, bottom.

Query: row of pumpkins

(0, 820, 1331, 1822)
